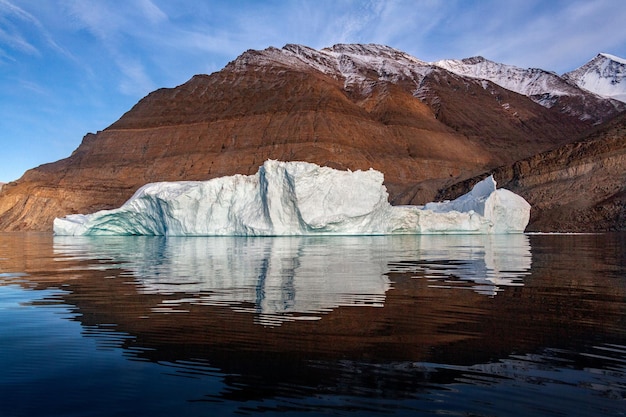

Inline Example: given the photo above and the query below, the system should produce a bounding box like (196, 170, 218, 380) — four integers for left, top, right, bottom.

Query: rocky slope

(0, 44, 623, 231)
(439, 111, 626, 231)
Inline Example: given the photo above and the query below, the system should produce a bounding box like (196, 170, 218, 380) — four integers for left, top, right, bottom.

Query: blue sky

(1, 0, 626, 183)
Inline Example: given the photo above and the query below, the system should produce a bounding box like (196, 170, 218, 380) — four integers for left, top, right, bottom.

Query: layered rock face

(439, 112, 626, 231)
(0, 44, 622, 231)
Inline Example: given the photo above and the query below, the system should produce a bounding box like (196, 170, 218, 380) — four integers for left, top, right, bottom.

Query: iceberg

(53, 160, 530, 236)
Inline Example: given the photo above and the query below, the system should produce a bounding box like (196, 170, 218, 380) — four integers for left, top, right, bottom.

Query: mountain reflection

(53, 234, 531, 325)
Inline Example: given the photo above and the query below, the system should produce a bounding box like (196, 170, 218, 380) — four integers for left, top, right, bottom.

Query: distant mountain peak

(433, 53, 625, 121)
(434, 56, 570, 96)
(323, 43, 400, 55)
(461, 56, 488, 64)
(228, 43, 434, 98)
(599, 52, 626, 65)
(564, 53, 626, 103)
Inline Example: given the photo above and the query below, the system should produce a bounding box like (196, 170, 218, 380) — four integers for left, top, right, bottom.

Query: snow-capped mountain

(433, 56, 577, 101)
(433, 55, 625, 121)
(234, 44, 624, 123)
(564, 53, 626, 103)
(232, 43, 434, 96)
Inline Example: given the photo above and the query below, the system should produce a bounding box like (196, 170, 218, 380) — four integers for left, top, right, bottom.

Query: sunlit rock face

(53, 160, 530, 236)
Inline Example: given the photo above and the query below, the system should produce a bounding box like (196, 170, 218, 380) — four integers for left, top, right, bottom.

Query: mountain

(434, 55, 625, 123)
(563, 53, 626, 103)
(0, 44, 624, 232)
(438, 111, 626, 231)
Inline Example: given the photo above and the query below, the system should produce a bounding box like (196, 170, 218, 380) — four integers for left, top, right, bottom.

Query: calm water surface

(0, 232, 624, 416)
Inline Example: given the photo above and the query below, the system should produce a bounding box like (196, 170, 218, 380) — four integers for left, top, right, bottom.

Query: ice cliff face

(53, 160, 530, 236)
(564, 53, 626, 103)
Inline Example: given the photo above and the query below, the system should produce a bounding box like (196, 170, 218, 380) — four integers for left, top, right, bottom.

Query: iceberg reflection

(53, 234, 531, 325)
(388, 234, 532, 295)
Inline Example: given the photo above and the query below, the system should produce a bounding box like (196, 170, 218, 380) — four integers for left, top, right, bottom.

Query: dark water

(0, 232, 624, 416)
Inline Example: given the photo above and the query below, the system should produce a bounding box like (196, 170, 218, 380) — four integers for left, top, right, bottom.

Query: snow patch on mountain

(231, 43, 434, 96)
(564, 53, 626, 103)
(433, 56, 589, 108)
(601, 53, 626, 65)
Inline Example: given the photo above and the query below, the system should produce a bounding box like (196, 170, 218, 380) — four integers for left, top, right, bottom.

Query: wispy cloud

(137, 0, 167, 23)
(0, 0, 41, 56)
(0, 25, 37, 57)
(407, 0, 626, 72)
(18, 78, 49, 96)
(61, 0, 170, 95)
(115, 56, 156, 96)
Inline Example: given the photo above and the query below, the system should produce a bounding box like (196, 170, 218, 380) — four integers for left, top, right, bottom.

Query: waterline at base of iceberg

(53, 160, 531, 236)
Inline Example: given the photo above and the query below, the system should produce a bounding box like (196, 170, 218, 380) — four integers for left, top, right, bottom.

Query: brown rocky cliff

(438, 112, 626, 231)
(0, 44, 615, 231)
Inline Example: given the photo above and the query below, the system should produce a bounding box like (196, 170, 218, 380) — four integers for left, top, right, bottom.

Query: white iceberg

(53, 160, 530, 236)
